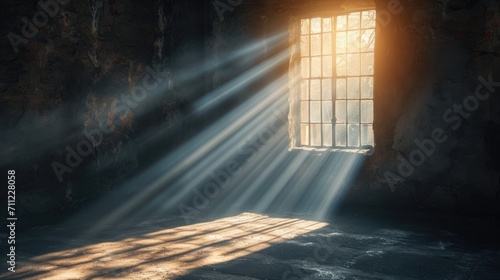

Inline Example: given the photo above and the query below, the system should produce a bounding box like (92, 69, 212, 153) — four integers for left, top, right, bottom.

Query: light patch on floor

(13, 212, 327, 279)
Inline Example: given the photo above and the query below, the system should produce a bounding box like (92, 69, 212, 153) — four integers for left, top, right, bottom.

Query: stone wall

(0, 0, 207, 215)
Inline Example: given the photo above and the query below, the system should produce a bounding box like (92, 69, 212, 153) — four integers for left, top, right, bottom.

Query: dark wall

(366, 0, 500, 213)
(0, 0, 208, 216)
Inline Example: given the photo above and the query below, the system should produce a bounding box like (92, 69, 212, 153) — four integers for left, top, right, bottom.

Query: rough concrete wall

(362, 0, 500, 214)
(0, 0, 206, 215)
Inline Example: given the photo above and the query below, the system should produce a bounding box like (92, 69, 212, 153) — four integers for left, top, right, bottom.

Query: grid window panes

(299, 10, 375, 148)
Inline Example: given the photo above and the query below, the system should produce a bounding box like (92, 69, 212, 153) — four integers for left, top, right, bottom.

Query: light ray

(77, 75, 290, 236)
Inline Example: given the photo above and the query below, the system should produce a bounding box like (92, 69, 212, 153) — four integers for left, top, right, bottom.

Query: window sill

(289, 146, 374, 155)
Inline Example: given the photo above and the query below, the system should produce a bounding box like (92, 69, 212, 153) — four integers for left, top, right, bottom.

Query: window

(294, 10, 375, 148)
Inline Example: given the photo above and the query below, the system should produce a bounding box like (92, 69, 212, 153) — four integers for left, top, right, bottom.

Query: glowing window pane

(335, 100, 346, 123)
(311, 34, 321, 56)
(310, 101, 321, 123)
(347, 100, 360, 123)
(311, 124, 322, 146)
(310, 79, 321, 100)
(301, 101, 309, 122)
(323, 56, 332, 77)
(336, 124, 347, 146)
(301, 124, 309, 145)
(301, 35, 310, 56)
(323, 124, 333, 146)
(311, 57, 321, 77)
(301, 19, 310, 34)
(361, 77, 373, 99)
(348, 124, 360, 147)
(361, 10, 376, 28)
(361, 52, 374, 75)
(322, 79, 332, 100)
(361, 100, 373, 123)
(361, 29, 375, 52)
(336, 54, 346, 76)
(337, 16, 347, 31)
(347, 77, 360, 99)
(347, 31, 360, 53)
(347, 53, 360, 76)
(322, 101, 332, 123)
(322, 18, 332, 32)
(336, 79, 346, 99)
(361, 124, 374, 146)
(300, 80, 309, 100)
(323, 33, 332, 55)
(336, 32, 346, 53)
(311, 18, 321, 33)
(348, 12, 360, 29)
(301, 57, 310, 78)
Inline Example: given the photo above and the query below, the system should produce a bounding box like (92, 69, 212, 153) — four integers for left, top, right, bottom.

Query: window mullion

(308, 26, 312, 146)
(332, 16, 337, 147)
(320, 21, 323, 147)
(358, 21, 362, 146)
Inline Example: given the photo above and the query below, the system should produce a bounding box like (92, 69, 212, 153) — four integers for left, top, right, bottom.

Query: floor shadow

(173, 209, 500, 280)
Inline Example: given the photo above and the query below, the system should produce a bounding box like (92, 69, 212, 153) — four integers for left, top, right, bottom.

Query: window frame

(291, 9, 376, 150)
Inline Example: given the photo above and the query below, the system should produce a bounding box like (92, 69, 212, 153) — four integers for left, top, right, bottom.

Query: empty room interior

(1, 0, 500, 279)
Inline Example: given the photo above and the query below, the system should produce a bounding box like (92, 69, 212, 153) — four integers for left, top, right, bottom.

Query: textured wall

(0, 0, 207, 215)
(364, 0, 500, 213)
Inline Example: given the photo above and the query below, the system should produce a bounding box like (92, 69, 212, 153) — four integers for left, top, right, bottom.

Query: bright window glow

(299, 10, 375, 148)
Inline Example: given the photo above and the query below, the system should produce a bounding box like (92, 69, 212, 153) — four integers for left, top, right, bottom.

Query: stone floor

(1, 208, 500, 279)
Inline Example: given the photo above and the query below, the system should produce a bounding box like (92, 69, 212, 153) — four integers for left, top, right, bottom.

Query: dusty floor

(1, 209, 500, 279)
